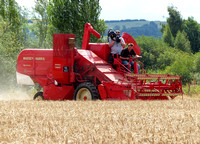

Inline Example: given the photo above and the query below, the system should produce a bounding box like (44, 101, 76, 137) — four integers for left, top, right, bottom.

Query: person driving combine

(108, 30, 126, 63)
(120, 43, 141, 72)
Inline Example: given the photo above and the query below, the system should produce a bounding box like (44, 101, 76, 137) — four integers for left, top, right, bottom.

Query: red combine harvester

(16, 23, 183, 100)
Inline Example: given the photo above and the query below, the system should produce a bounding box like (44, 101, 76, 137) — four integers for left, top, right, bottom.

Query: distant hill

(105, 19, 166, 38)
(27, 19, 166, 38)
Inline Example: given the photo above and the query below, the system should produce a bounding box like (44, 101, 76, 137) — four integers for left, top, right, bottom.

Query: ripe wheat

(0, 98, 200, 143)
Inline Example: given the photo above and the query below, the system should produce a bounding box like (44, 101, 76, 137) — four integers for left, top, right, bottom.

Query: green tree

(0, 18, 22, 87)
(183, 17, 200, 53)
(0, 0, 22, 34)
(0, 0, 25, 88)
(174, 30, 191, 53)
(194, 52, 200, 72)
(135, 36, 167, 70)
(0, 0, 29, 47)
(166, 6, 183, 38)
(47, 0, 106, 47)
(0, 0, 6, 18)
(165, 51, 194, 84)
(193, 52, 200, 84)
(32, 0, 49, 48)
(157, 47, 180, 70)
(162, 24, 174, 47)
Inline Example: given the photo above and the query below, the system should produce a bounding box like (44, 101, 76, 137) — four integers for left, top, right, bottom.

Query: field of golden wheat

(0, 93, 200, 143)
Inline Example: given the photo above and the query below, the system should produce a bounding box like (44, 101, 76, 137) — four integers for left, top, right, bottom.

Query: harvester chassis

(17, 23, 183, 101)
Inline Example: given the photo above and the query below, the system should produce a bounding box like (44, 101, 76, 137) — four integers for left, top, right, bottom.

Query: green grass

(182, 84, 200, 98)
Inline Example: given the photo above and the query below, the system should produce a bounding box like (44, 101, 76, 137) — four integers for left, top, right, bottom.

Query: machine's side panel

(17, 49, 53, 76)
(34, 51, 53, 76)
(88, 43, 110, 62)
(17, 49, 34, 76)
(53, 34, 75, 84)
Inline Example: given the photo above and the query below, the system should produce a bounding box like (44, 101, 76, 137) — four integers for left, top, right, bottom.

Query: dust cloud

(0, 86, 34, 101)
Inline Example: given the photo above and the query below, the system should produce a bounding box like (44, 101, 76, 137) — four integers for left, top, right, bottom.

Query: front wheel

(33, 92, 44, 101)
(74, 82, 100, 101)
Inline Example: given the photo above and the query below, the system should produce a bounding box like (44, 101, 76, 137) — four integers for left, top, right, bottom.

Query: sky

(16, 0, 200, 23)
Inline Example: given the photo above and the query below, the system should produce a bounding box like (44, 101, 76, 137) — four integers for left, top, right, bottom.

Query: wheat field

(0, 93, 200, 143)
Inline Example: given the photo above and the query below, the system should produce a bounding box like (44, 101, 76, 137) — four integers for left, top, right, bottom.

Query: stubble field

(0, 93, 200, 143)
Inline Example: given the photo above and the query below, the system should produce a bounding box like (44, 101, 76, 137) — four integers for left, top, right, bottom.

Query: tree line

(136, 6, 200, 85)
(105, 19, 147, 23)
(105, 21, 163, 37)
(0, 1, 199, 89)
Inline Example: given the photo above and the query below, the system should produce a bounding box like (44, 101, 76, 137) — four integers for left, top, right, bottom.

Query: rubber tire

(33, 92, 44, 100)
(74, 82, 100, 101)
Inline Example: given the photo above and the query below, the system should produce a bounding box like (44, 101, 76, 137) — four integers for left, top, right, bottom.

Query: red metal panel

(78, 50, 108, 64)
(98, 84, 107, 100)
(43, 84, 74, 100)
(88, 43, 110, 62)
(17, 49, 53, 76)
(77, 50, 125, 83)
(53, 34, 75, 84)
(102, 82, 130, 100)
(122, 32, 141, 55)
(53, 34, 75, 58)
(34, 50, 53, 76)
(17, 50, 34, 75)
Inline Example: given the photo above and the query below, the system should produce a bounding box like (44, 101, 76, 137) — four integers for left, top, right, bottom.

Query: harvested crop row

(0, 99, 200, 143)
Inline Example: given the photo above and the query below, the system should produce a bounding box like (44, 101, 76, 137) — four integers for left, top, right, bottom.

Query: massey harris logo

(35, 57, 45, 60)
(23, 57, 45, 60)
(23, 57, 33, 60)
